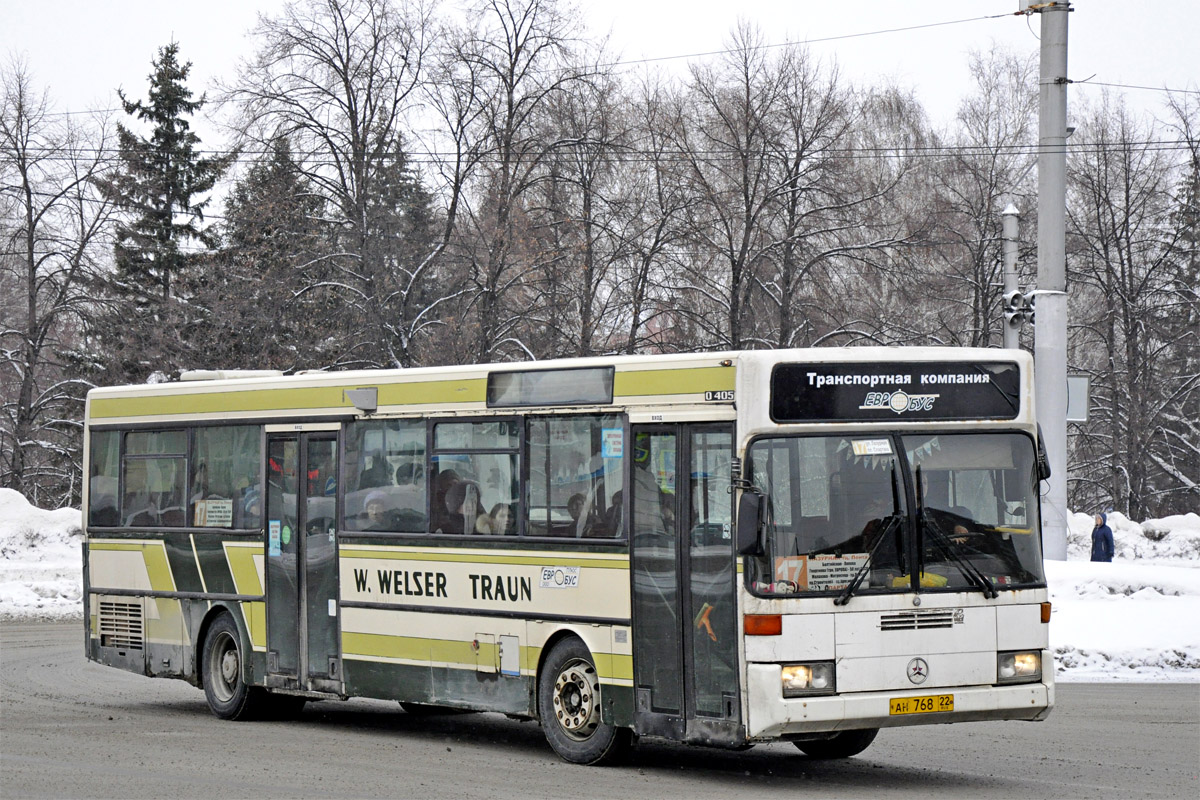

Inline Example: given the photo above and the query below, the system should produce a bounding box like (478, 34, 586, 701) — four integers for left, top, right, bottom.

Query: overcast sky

(3, 0, 1197, 145)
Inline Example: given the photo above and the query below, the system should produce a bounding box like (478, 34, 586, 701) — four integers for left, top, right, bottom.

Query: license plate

(889, 694, 954, 715)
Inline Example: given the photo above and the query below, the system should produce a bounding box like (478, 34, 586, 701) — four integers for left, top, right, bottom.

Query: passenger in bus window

(489, 502, 515, 535)
(191, 461, 209, 504)
(363, 491, 390, 531)
(395, 462, 424, 489)
(359, 451, 390, 489)
(442, 480, 489, 534)
(432, 469, 461, 531)
(605, 490, 623, 537)
(241, 487, 262, 529)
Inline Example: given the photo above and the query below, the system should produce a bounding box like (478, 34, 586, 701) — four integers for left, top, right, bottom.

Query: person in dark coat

(1090, 513, 1114, 562)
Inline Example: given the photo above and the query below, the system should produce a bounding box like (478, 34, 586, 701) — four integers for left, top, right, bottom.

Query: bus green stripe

(613, 366, 734, 397)
(343, 632, 632, 680)
(89, 541, 175, 592)
(90, 365, 730, 420)
(89, 378, 486, 419)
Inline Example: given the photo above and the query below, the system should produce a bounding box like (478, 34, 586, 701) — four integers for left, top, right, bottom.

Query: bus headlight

(997, 650, 1041, 684)
(781, 662, 836, 697)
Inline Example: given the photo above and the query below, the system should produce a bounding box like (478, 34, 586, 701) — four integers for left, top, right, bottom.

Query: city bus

(82, 347, 1053, 764)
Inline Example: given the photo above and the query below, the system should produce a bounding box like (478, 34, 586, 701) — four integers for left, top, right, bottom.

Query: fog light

(997, 650, 1041, 684)
(782, 662, 836, 697)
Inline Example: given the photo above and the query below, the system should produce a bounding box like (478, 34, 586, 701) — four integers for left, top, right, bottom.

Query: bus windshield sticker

(268, 520, 281, 556)
(601, 428, 623, 458)
(775, 556, 807, 587)
(851, 439, 893, 456)
(540, 566, 580, 589)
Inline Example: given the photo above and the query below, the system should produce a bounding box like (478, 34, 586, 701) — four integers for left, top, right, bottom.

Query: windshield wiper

(834, 514, 901, 605)
(836, 467, 904, 606)
(919, 512, 998, 598)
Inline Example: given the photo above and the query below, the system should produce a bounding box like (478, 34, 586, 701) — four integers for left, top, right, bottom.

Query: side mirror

(1036, 424, 1052, 481)
(736, 491, 764, 555)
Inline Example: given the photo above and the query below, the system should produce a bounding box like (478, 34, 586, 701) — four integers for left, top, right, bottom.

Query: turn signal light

(744, 614, 782, 636)
(1041, 602, 1052, 623)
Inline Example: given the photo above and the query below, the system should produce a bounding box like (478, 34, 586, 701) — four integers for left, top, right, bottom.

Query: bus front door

(264, 432, 342, 693)
(630, 424, 741, 745)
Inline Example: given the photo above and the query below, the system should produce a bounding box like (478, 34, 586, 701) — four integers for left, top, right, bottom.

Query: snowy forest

(1, 0, 1197, 519)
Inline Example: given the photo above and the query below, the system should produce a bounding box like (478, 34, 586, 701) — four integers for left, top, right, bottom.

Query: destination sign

(770, 361, 1021, 422)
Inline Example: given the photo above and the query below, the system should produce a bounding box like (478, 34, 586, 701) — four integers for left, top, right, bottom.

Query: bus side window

(526, 415, 624, 539)
(343, 419, 427, 533)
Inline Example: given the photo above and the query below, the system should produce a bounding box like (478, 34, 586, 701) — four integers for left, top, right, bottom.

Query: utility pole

(1030, 0, 1070, 561)
(1001, 204, 1021, 350)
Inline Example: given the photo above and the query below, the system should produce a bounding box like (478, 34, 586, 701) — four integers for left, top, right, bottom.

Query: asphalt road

(2, 622, 1196, 799)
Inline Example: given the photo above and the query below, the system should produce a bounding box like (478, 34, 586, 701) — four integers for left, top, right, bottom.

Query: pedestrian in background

(1090, 513, 1114, 562)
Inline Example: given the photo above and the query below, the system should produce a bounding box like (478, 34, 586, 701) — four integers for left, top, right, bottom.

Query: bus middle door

(265, 430, 342, 693)
(630, 424, 741, 745)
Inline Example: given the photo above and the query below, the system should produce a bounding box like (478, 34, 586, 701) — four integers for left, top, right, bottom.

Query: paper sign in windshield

(851, 439, 893, 456)
(775, 553, 869, 591)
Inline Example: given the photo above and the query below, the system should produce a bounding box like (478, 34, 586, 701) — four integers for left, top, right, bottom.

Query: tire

(538, 637, 630, 765)
(794, 728, 879, 759)
(201, 613, 265, 720)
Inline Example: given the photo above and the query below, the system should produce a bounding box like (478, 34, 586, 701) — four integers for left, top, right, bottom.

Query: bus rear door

(264, 430, 342, 694)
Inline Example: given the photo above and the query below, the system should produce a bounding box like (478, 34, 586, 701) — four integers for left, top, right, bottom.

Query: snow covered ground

(1, 487, 1196, 682)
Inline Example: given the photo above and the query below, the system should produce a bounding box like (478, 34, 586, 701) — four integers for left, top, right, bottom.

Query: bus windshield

(746, 432, 1045, 596)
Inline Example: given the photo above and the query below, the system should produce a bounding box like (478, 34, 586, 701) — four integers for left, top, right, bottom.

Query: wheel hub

(552, 661, 599, 740)
(220, 649, 239, 684)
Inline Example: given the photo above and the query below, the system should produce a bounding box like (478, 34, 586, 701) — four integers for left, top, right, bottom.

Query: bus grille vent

(880, 610, 955, 630)
(99, 601, 144, 649)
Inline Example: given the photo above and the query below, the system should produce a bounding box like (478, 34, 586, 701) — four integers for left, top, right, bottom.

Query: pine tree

(95, 42, 230, 302)
(181, 137, 333, 370)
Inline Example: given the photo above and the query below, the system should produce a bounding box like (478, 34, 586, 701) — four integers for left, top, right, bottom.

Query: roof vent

(179, 370, 285, 382)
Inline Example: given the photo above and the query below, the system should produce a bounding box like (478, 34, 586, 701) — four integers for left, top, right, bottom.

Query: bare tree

(228, 0, 447, 368)
(0, 59, 115, 505)
(530, 52, 630, 357)
(448, 0, 590, 362)
(920, 46, 1038, 347)
(1066, 94, 1190, 518)
(672, 22, 782, 349)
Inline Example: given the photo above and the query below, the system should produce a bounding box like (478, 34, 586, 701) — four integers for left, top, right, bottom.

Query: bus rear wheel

(201, 613, 265, 720)
(538, 638, 630, 765)
(794, 728, 879, 759)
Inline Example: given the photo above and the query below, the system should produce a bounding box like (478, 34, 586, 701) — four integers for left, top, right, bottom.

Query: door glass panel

(266, 437, 300, 676)
(306, 437, 339, 680)
(631, 431, 681, 715)
(687, 429, 735, 717)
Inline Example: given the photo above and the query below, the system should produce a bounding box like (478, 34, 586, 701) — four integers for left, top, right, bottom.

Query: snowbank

(0, 489, 1196, 681)
(0, 488, 84, 621)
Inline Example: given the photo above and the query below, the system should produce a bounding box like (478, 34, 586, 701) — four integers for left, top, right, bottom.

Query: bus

(82, 347, 1053, 764)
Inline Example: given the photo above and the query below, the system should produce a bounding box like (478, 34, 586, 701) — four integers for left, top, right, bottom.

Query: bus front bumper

(744, 659, 1054, 739)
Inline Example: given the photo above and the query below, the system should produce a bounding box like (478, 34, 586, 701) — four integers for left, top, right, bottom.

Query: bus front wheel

(201, 613, 265, 720)
(538, 638, 630, 765)
(794, 728, 879, 759)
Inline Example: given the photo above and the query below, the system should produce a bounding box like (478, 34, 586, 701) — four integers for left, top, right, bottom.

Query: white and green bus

(83, 348, 1053, 764)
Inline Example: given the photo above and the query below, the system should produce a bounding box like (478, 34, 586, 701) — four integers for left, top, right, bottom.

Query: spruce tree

(96, 42, 230, 302)
(181, 136, 333, 370)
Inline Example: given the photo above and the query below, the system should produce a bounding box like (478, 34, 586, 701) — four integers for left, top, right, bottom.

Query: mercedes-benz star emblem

(907, 657, 929, 685)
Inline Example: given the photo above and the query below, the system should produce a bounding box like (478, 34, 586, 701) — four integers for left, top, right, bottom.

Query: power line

(596, 12, 1015, 70)
(1074, 80, 1200, 96)
(8, 139, 1196, 164)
